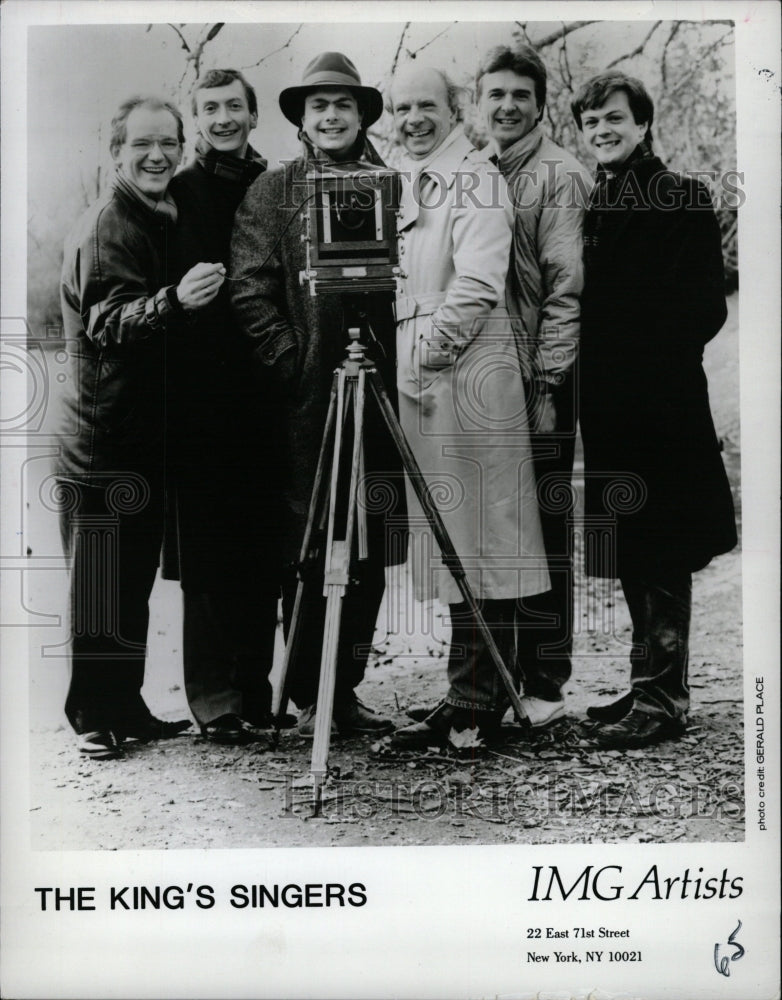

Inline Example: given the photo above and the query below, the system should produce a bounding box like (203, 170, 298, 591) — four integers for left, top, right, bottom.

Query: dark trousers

(620, 571, 692, 722)
(183, 587, 279, 727)
(58, 477, 163, 735)
(445, 599, 517, 713)
(515, 376, 576, 700)
(281, 556, 386, 710)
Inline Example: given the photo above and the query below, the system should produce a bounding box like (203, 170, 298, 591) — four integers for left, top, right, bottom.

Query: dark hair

(571, 71, 654, 144)
(110, 96, 184, 156)
(475, 44, 547, 112)
(293, 87, 364, 125)
(191, 68, 258, 117)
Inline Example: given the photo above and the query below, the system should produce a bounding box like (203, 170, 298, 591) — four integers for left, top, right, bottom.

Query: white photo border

(1, 2, 779, 998)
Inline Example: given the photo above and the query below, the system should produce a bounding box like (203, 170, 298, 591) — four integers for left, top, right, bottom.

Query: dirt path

(30, 537, 743, 850)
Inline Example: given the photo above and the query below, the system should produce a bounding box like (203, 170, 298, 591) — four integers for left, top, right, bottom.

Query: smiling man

(571, 72, 737, 748)
(57, 97, 224, 759)
(476, 45, 592, 731)
(388, 64, 550, 749)
(165, 69, 286, 747)
(230, 52, 402, 739)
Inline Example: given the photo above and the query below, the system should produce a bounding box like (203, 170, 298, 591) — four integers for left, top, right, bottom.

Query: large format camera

(299, 169, 401, 296)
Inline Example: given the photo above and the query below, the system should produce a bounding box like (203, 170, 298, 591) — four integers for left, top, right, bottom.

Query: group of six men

(56, 44, 736, 761)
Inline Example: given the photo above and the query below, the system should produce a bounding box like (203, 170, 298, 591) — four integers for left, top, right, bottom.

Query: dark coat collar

(194, 140, 267, 185)
(112, 172, 178, 224)
(587, 146, 671, 255)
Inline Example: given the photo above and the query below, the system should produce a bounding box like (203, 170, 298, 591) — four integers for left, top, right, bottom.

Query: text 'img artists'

(529, 865, 743, 901)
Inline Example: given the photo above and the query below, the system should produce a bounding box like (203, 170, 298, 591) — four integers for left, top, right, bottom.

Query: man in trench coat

(388, 64, 550, 748)
(571, 72, 737, 748)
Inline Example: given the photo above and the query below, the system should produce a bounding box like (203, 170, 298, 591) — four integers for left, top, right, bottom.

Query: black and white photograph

(1, 1, 779, 998)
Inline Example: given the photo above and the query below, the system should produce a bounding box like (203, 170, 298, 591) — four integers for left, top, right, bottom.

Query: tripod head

(340, 293, 383, 372)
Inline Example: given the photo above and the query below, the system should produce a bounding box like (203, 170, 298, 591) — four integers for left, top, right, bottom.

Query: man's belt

(394, 291, 448, 323)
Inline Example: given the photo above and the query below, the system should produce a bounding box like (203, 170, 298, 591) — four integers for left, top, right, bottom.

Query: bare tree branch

(660, 22, 682, 89)
(166, 23, 191, 53)
(514, 22, 534, 47)
(190, 23, 226, 78)
(407, 23, 455, 60)
(531, 21, 599, 49)
(669, 19, 733, 25)
(242, 24, 304, 69)
(391, 22, 411, 74)
(668, 29, 733, 98)
(605, 21, 662, 68)
(558, 24, 574, 92)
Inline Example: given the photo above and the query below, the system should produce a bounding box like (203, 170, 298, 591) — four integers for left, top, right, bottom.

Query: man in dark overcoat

(167, 69, 288, 745)
(57, 96, 224, 758)
(571, 72, 737, 748)
(229, 52, 404, 737)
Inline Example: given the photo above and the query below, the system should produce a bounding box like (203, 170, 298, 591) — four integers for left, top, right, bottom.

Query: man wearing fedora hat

(230, 52, 404, 737)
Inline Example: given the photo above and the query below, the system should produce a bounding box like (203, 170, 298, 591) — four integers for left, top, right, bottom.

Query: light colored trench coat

(395, 128, 550, 605)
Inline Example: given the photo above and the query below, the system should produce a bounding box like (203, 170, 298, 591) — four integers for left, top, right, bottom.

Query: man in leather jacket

(57, 96, 224, 759)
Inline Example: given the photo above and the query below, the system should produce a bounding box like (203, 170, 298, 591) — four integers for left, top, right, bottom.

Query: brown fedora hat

(279, 51, 384, 128)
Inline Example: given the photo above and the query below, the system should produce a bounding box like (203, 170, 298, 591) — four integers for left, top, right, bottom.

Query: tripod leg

(354, 375, 369, 561)
(324, 369, 348, 566)
(311, 370, 367, 810)
(273, 376, 340, 737)
(311, 543, 348, 814)
(343, 367, 366, 564)
(367, 370, 528, 725)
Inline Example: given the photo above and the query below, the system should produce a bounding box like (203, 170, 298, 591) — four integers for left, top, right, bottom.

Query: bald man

(388, 65, 549, 748)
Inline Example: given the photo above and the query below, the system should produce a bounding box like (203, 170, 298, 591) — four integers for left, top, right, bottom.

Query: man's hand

(176, 262, 226, 311)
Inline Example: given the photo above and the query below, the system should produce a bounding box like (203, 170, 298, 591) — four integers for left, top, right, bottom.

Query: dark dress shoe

(118, 716, 192, 742)
(333, 696, 394, 735)
(595, 708, 686, 749)
(246, 709, 297, 730)
(77, 731, 124, 760)
(406, 704, 438, 723)
(201, 714, 267, 745)
(586, 691, 635, 723)
(391, 719, 446, 749)
(391, 702, 500, 749)
(296, 704, 338, 738)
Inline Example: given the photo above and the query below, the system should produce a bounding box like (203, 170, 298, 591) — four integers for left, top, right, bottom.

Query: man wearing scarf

(230, 52, 402, 737)
(166, 69, 287, 746)
(57, 96, 224, 758)
(477, 44, 592, 731)
(571, 72, 737, 748)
